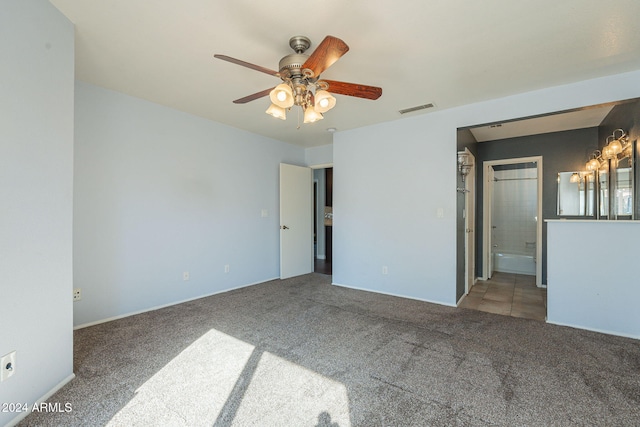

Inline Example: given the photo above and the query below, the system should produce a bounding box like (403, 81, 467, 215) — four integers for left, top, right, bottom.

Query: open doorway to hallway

(313, 167, 332, 275)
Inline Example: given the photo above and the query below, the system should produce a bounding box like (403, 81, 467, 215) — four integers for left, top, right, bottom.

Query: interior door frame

(482, 156, 543, 286)
(462, 149, 476, 294)
(310, 163, 333, 267)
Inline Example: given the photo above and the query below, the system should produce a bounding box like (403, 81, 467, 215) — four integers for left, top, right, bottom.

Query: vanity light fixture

(585, 129, 630, 170)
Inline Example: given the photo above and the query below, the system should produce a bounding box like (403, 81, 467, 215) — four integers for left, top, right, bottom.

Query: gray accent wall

(476, 127, 599, 284)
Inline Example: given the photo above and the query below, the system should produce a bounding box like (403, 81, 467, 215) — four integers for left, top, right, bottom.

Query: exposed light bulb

(277, 91, 287, 102)
(319, 98, 329, 108)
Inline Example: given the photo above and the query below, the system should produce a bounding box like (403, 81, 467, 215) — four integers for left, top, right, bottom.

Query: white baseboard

(74, 277, 279, 330)
(545, 319, 639, 340)
(5, 373, 75, 427)
(331, 281, 457, 308)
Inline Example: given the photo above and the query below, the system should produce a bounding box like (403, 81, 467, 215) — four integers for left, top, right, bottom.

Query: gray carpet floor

(19, 273, 640, 426)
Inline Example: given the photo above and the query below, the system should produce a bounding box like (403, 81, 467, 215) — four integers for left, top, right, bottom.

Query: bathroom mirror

(557, 171, 595, 216)
(600, 139, 635, 219)
(614, 165, 633, 216)
(598, 169, 609, 217)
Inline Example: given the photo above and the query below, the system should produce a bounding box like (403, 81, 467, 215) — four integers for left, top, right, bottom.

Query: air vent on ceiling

(399, 103, 435, 115)
(489, 124, 503, 128)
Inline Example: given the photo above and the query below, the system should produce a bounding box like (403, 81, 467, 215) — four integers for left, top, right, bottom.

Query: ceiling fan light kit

(215, 35, 382, 126)
(265, 103, 287, 120)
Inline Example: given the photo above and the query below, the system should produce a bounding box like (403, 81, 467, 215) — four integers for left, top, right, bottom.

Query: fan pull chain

(296, 107, 301, 130)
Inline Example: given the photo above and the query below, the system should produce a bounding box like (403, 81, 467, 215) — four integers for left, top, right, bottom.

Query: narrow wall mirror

(598, 169, 609, 217)
(557, 171, 595, 216)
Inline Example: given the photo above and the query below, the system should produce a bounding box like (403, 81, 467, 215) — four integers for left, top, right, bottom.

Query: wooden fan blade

(233, 88, 274, 104)
(214, 54, 279, 77)
(322, 80, 382, 100)
(302, 36, 349, 77)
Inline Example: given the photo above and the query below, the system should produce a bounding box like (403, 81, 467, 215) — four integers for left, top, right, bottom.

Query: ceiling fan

(214, 35, 382, 124)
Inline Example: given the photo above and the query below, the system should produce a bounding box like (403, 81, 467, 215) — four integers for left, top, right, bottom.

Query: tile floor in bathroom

(459, 271, 547, 321)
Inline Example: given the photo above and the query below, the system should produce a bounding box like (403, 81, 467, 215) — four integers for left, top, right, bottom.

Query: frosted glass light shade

(314, 90, 336, 113)
(269, 84, 294, 108)
(609, 139, 622, 155)
(303, 106, 323, 123)
(266, 103, 286, 120)
(586, 158, 600, 171)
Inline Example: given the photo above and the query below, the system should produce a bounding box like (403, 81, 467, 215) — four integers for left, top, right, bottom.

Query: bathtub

(493, 252, 536, 275)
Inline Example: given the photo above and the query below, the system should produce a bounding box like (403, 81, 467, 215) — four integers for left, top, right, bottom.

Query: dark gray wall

(456, 130, 478, 301)
(475, 127, 599, 284)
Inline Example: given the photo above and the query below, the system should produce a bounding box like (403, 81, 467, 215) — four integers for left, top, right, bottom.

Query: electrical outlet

(382, 266, 388, 275)
(1, 351, 16, 382)
(73, 288, 82, 301)
(224, 264, 230, 273)
(183, 271, 190, 281)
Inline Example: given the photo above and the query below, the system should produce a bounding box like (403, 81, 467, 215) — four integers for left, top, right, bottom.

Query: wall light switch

(261, 209, 268, 217)
(437, 208, 444, 218)
(183, 271, 190, 281)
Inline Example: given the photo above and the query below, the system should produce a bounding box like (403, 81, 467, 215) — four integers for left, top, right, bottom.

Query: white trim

(332, 282, 458, 308)
(546, 320, 640, 341)
(309, 163, 333, 169)
(482, 156, 544, 286)
(315, 255, 326, 260)
(73, 278, 279, 330)
(5, 373, 76, 427)
(457, 292, 468, 306)
(459, 148, 476, 295)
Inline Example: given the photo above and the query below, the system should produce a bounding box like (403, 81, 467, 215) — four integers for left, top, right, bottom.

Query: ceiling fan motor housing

(278, 54, 309, 79)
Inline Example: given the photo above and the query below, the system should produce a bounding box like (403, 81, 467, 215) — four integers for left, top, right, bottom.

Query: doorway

(483, 157, 543, 286)
(313, 167, 332, 275)
(456, 148, 476, 302)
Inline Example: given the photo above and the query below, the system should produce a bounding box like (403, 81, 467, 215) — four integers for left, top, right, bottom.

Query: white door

(464, 152, 476, 293)
(280, 163, 313, 279)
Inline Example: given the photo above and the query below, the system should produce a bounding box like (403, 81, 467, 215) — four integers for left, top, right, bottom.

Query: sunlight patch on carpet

(232, 351, 351, 426)
(107, 329, 254, 425)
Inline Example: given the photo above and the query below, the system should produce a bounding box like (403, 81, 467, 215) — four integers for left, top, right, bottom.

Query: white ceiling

(49, 0, 640, 147)
(469, 104, 615, 142)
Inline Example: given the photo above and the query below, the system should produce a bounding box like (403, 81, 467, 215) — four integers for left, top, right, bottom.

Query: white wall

(547, 220, 640, 339)
(333, 70, 640, 306)
(0, 1, 74, 425)
(305, 144, 333, 167)
(73, 81, 305, 327)
(492, 168, 537, 256)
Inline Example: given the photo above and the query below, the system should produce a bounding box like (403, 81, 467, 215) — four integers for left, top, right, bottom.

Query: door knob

(281, 225, 289, 230)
